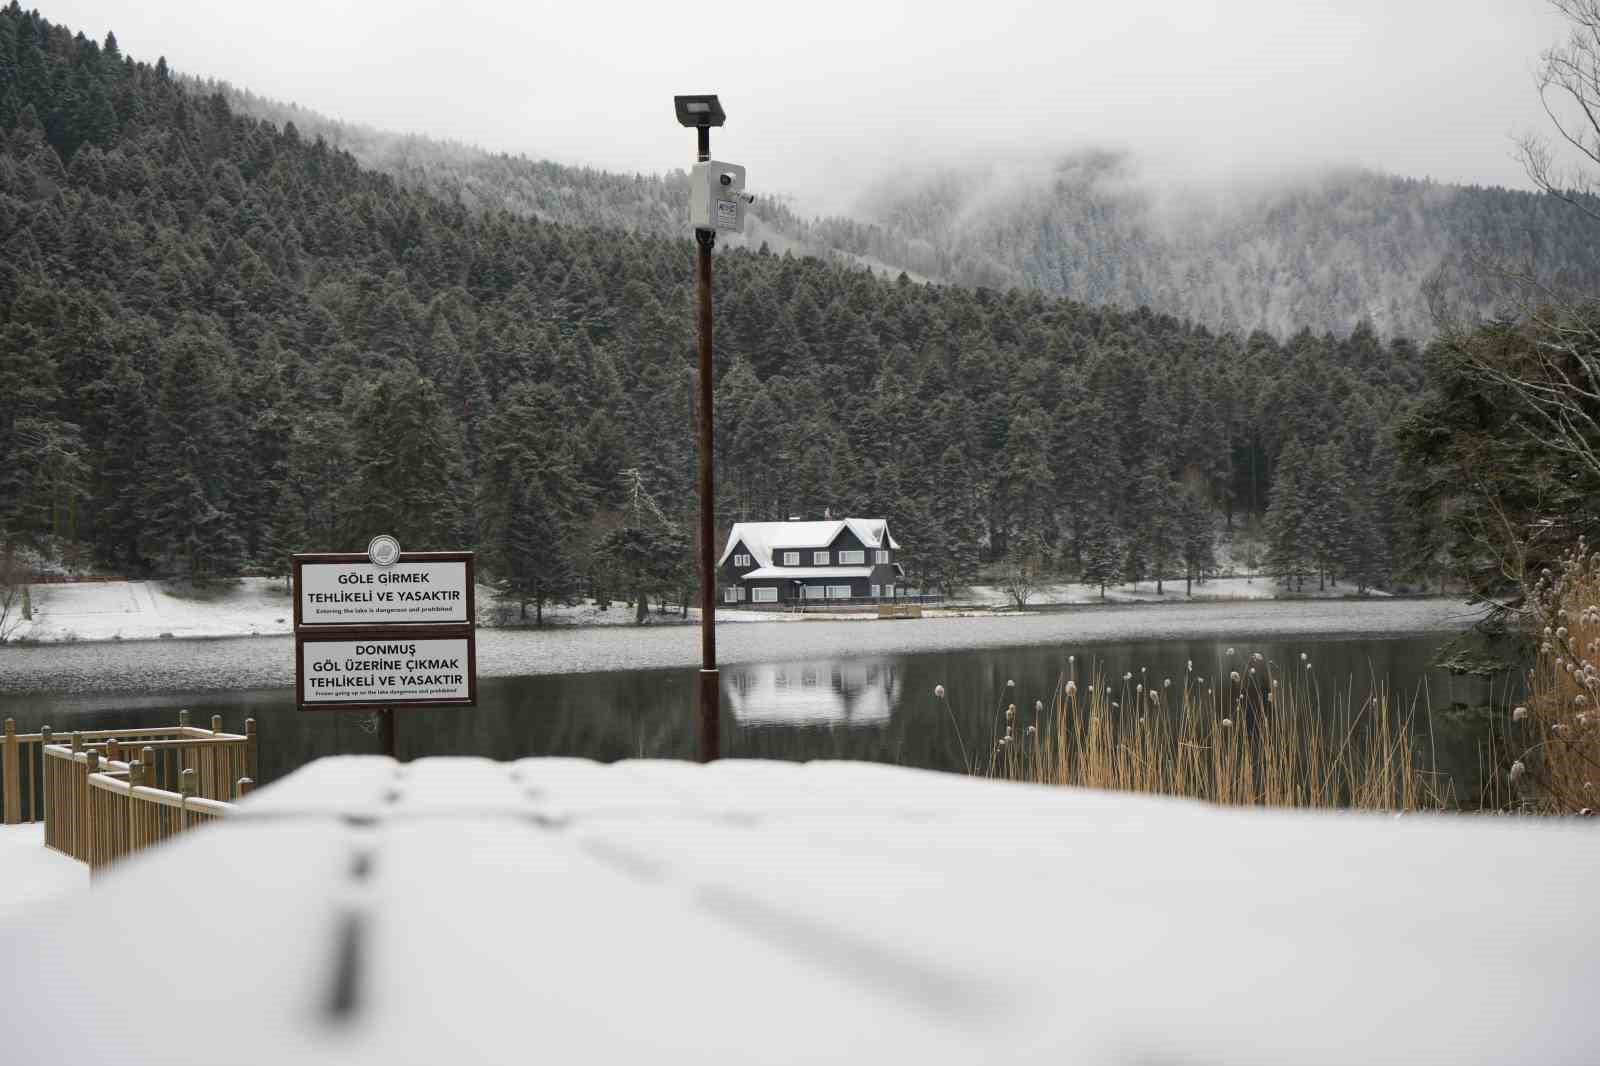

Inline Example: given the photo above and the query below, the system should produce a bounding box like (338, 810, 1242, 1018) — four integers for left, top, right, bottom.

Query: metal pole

(695, 124, 720, 763)
(380, 708, 396, 761)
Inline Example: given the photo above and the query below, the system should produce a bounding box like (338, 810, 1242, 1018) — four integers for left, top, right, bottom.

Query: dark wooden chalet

(717, 518, 904, 606)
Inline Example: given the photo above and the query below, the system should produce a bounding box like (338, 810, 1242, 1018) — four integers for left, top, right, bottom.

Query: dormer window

(875, 549, 890, 564)
(783, 551, 799, 566)
(733, 553, 751, 567)
(813, 551, 829, 565)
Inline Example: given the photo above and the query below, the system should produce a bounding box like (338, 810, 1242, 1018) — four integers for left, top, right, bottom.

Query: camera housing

(690, 160, 750, 234)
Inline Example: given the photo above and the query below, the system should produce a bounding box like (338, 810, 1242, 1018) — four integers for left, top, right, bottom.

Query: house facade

(717, 518, 905, 606)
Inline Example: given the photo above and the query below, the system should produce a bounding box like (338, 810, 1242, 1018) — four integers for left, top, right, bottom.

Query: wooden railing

(15, 713, 258, 865)
(84, 764, 247, 874)
(4, 712, 256, 828)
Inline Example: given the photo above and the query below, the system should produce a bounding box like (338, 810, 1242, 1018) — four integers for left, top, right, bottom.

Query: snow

(6, 573, 1414, 646)
(2, 755, 1595, 1064)
(0, 823, 87, 921)
(742, 565, 874, 580)
(719, 517, 898, 568)
(963, 575, 1395, 607)
(9, 578, 677, 643)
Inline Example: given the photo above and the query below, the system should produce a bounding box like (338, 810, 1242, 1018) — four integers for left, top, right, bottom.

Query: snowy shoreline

(6, 575, 1424, 646)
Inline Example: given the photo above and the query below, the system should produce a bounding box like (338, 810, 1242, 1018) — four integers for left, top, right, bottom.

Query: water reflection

(724, 659, 896, 726)
(0, 634, 1510, 799)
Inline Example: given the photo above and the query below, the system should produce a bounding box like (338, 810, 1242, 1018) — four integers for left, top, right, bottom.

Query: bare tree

(1518, 1, 1600, 227)
(0, 553, 31, 644)
(1460, 2, 1600, 488)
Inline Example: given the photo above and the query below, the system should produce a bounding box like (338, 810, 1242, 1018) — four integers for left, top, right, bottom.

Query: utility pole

(675, 94, 751, 762)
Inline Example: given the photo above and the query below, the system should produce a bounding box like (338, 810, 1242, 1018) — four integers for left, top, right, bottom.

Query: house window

(724, 588, 737, 603)
(875, 549, 890, 564)
(734, 553, 751, 567)
(803, 585, 827, 600)
(813, 551, 829, 565)
(751, 587, 777, 603)
(837, 550, 864, 565)
(783, 551, 799, 566)
(871, 584, 880, 598)
(827, 585, 852, 599)
(885, 584, 896, 598)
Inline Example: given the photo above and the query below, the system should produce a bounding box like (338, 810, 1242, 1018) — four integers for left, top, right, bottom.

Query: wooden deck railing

(4, 712, 256, 830)
(84, 764, 247, 874)
(12, 712, 257, 865)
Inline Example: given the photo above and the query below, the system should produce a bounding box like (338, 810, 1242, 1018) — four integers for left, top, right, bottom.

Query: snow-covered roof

(718, 518, 901, 568)
(7, 754, 1599, 1064)
(742, 566, 873, 580)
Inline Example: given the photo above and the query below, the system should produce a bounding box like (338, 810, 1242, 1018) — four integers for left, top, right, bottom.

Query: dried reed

(969, 649, 1450, 811)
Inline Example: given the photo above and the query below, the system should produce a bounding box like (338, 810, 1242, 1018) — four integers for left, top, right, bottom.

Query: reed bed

(1504, 540, 1600, 814)
(942, 649, 1451, 812)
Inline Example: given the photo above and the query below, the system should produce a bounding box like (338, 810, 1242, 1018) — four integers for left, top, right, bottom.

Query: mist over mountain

(207, 82, 1600, 340)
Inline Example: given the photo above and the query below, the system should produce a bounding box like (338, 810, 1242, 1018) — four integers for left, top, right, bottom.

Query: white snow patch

(0, 823, 88, 921)
(1, 757, 1595, 1064)
(962, 575, 1394, 608)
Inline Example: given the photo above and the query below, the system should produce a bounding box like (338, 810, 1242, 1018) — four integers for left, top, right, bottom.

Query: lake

(0, 599, 1510, 798)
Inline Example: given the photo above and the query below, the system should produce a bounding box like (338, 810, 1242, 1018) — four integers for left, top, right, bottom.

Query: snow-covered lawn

(0, 756, 1594, 1064)
(7, 574, 1410, 645)
(12, 579, 679, 642)
(0, 823, 87, 921)
(961, 575, 1393, 608)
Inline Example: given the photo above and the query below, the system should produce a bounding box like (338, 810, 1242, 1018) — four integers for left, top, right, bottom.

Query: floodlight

(674, 94, 726, 127)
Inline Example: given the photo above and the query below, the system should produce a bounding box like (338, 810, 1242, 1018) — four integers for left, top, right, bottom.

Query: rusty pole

(694, 124, 721, 763)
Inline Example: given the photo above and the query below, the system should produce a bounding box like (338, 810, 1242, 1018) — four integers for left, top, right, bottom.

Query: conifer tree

(1264, 439, 1311, 590)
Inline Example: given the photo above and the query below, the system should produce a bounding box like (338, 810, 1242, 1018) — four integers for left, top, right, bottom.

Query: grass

(941, 649, 1452, 812)
(1499, 541, 1600, 814)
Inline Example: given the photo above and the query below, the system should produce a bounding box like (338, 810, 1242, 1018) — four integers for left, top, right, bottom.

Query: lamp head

(674, 94, 726, 128)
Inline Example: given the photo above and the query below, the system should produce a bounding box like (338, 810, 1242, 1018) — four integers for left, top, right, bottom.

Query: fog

(43, 0, 1570, 215)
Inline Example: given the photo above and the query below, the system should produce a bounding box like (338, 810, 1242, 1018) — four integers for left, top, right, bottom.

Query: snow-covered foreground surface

(0, 823, 87, 920)
(2, 757, 1593, 1065)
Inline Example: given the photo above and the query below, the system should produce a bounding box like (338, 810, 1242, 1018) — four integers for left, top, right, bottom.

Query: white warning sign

(298, 560, 470, 625)
(302, 638, 471, 704)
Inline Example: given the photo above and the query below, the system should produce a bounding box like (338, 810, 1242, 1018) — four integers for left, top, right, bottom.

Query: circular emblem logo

(367, 534, 401, 567)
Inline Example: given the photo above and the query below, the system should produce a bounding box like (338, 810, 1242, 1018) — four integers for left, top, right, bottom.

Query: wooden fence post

(178, 709, 190, 729)
(244, 718, 258, 789)
(142, 746, 156, 790)
(211, 715, 222, 735)
(85, 750, 99, 868)
(3, 718, 18, 825)
(238, 777, 254, 797)
(179, 768, 196, 830)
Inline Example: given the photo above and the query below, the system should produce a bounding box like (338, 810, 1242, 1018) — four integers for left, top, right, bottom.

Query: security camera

(739, 192, 755, 205)
(719, 173, 733, 187)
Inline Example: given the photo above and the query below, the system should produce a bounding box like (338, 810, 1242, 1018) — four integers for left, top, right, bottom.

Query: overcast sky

(41, 0, 1572, 214)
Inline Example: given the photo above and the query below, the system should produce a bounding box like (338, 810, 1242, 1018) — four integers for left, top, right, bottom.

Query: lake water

(0, 599, 1509, 797)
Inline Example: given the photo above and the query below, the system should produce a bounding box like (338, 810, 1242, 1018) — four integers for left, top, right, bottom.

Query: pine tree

(1178, 487, 1217, 596)
(1080, 510, 1123, 600)
(342, 361, 467, 550)
(145, 327, 243, 579)
(1264, 439, 1311, 590)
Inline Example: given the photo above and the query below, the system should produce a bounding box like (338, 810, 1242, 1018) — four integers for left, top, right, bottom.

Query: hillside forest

(1, 4, 1594, 616)
(211, 83, 1600, 343)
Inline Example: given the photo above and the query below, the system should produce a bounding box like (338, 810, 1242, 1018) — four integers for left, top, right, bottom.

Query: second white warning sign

(300, 637, 474, 706)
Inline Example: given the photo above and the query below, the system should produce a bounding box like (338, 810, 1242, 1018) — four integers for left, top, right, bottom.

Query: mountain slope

(0, 4, 1451, 599)
(210, 84, 1600, 339)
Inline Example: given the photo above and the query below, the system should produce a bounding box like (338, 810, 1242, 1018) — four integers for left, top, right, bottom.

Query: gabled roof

(718, 519, 902, 568)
